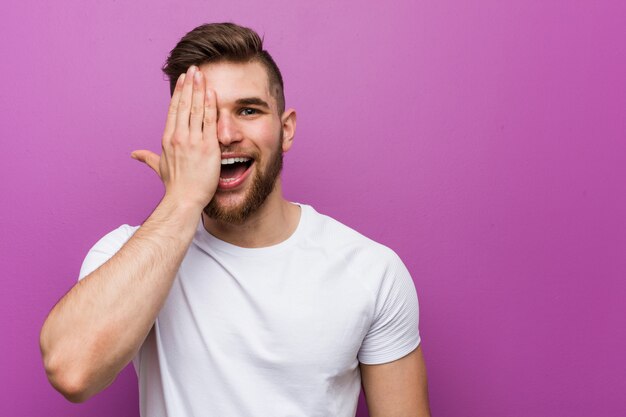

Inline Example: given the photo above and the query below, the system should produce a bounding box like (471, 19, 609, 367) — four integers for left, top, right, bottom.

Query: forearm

(40, 196, 201, 402)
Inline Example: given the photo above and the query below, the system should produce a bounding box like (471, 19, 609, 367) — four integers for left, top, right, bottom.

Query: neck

(201, 181, 301, 248)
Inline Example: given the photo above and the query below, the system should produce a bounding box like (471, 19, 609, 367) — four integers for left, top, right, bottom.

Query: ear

(280, 109, 297, 153)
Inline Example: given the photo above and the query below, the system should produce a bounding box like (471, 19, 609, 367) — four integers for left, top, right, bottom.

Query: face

(200, 61, 295, 224)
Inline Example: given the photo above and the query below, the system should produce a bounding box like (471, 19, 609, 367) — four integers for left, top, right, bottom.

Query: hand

(131, 66, 221, 209)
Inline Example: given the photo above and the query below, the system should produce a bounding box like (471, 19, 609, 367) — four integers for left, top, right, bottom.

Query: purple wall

(2, 1, 625, 416)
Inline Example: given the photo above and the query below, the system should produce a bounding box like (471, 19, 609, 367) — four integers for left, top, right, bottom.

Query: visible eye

(239, 107, 259, 116)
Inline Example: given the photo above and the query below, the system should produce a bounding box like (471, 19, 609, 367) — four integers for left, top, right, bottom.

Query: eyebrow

(235, 97, 271, 109)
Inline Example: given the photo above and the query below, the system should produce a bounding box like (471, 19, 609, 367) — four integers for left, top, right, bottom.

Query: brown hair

(162, 22, 285, 113)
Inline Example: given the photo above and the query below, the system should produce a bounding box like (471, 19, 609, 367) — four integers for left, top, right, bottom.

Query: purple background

(1, 1, 625, 416)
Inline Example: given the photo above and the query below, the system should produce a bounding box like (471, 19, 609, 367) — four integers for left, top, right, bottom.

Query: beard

(203, 135, 284, 224)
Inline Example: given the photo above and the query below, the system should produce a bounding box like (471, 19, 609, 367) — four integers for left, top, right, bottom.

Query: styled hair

(162, 22, 285, 113)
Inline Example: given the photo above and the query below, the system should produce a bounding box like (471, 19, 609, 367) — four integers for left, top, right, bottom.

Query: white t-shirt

(79, 204, 420, 417)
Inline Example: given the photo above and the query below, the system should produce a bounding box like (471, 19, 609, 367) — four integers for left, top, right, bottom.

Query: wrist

(160, 193, 206, 214)
(146, 194, 205, 236)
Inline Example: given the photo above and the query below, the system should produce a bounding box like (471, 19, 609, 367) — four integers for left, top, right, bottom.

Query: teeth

(221, 157, 251, 165)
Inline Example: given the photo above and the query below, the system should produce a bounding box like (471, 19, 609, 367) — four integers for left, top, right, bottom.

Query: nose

(216, 111, 243, 147)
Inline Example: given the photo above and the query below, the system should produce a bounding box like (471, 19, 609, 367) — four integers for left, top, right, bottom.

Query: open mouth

(218, 157, 254, 189)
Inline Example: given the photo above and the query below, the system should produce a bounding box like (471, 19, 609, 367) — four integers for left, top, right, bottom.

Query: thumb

(131, 150, 161, 176)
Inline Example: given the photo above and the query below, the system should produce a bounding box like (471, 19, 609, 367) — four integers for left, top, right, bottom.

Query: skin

(39, 61, 430, 414)
(361, 346, 431, 416)
(137, 61, 300, 247)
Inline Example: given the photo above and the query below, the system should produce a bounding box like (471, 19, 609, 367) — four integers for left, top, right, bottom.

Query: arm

(39, 66, 220, 402)
(360, 346, 431, 417)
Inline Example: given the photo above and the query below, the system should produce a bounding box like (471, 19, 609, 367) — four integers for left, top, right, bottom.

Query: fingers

(189, 70, 205, 142)
(202, 88, 218, 146)
(165, 66, 215, 147)
(174, 66, 197, 140)
(163, 73, 185, 143)
(131, 150, 161, 177)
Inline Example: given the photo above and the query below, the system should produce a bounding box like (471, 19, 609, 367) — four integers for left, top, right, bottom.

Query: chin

(204, 194, 253, 224)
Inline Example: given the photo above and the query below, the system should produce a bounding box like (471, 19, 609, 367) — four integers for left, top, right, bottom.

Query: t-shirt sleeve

(78, 224, 139, 281)
(357, 253, 421, 364)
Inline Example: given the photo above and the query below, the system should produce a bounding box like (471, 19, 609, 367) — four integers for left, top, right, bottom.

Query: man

(40, 23, 431, 416)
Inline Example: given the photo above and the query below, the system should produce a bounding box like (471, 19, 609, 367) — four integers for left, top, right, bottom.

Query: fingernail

(194, 70, 201, 82)
(189, 66, 197, 74)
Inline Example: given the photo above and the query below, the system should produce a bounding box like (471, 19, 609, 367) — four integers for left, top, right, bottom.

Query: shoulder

(301, 204, 403, 272)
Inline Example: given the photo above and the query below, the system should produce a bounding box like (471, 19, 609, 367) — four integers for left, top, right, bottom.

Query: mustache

(219, 146, 260, 158)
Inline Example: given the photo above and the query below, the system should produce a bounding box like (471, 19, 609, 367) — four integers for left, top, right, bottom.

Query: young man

(40, 23, 431, 416)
